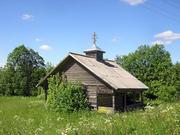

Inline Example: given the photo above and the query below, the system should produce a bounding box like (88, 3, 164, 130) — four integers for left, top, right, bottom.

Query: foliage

(0, 97, 179, 135)
(45, 62, 54, 73)
(173, 62, 180, 92)
(116, 44, 176, 101)
(36, 87, 45, 100)
(47, 75, 89, 112)
(157, 85, 176, 102)
(0, 45, 46, 96)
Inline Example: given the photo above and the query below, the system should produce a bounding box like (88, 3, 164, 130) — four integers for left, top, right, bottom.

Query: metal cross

(93, 32, 97, 46)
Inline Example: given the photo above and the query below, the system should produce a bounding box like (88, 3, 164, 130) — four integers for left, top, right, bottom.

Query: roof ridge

(69, 52, 114, 62)
(105, 59, 115, 62)
(69, 52, 96, 59)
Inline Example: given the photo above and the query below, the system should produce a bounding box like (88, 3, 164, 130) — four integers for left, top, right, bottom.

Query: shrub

(47, 75, 89, 112)
(157, 85, 176, 102)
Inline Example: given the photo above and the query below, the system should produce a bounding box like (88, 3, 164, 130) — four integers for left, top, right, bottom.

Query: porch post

(133, 92, 135, 104)
(140, 91, 143, 103)
(96, 86, 99, 110)
(45, 88, 47, 101)
(124, 93, 127, 111)
(96, 93, 99, 110)
(112, 93, 115, 111)
(44, 80, 48, 101)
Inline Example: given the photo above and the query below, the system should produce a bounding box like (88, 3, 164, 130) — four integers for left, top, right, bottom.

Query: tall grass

(0, 97, 179, 135)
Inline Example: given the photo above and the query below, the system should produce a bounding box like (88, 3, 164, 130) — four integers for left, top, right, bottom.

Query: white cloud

(152, 40, 172, 45)
(121, 0, 146, 6)
(39, 45, 52, 51)
(152, 30, 180, 45)
(35, 38, 42, 42)
(21, 14, 34, 21)
(112, 37, 120, 43)
(155, 31, 180, 41)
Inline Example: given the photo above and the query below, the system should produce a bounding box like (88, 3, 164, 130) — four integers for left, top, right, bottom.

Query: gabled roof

(37, 52, 148, 90)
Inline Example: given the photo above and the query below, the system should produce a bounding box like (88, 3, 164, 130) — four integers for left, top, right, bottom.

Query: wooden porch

(97, 90, 144, 112)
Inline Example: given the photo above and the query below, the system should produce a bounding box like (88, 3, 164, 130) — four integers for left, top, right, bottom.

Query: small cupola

(84, 32, 105, 61)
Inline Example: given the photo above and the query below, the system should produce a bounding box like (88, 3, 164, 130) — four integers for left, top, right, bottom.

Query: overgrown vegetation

(0, 97, 179, 135)
(47, 75, 89, 112)
(116, 44, 179, 102)
(0, 44, 179, 134)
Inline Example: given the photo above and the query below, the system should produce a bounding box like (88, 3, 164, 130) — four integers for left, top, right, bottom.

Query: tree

(0, 66, 15, 95)
(116, 44, 176, 100)
(46, 62, 54, 73)
(0, 45, 46, 96)
(0, 68, 4, 95)
(173, 62, 180, 92)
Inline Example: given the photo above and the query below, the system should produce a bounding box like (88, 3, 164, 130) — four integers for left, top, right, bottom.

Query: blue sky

(0, 0, 180, 67)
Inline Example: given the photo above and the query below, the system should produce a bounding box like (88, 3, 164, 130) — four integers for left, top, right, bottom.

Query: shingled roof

(37, 52, 148, 90)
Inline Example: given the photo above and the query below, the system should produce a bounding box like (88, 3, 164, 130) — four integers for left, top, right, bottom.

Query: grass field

(0, 97, 179, 135)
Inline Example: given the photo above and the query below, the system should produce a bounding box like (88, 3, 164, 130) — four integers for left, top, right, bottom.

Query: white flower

(27, 118, 34, 124)
(61, 131, 67, 135)
(145, 105, 155, 109)
(104, 119, 111, 124)
(13, 115, 20, 120)
(57, 117, 64, 121)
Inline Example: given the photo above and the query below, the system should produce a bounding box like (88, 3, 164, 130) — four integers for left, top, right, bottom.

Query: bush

(157, 85, 176, 102)
(47, 75, 89, 112)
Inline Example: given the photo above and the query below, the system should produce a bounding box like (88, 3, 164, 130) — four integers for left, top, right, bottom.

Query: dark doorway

(98, 94, 113, 107)
(115, 93, 124, 111)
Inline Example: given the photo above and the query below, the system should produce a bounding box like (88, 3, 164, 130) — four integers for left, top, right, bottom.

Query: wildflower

(56, 128, 61, 134)
(122, 115, 127, 119)
(145, 105, 154, 110)
(57, 117, 64, 122)
(166, 106, 173, 111)
(13, 115, 20, 120)
(61, 131, 67, 135)
(161, 109, 168, 113)
(27, 118, 34, 124)
(34, 126, 44, 134)
(78, 121, 83, 125)
(104, 119, 111, 124)
(72, 127, 78, 131)
(91, 123, 96, 129)
(175, 119, 179, 123)
(65, 123, 72, 132)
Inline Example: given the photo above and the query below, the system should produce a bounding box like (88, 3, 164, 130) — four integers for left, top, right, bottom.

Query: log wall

(61, 59, 113, 108)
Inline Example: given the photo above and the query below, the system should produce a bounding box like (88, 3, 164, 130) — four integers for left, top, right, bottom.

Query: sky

(0, 0, 180, 67)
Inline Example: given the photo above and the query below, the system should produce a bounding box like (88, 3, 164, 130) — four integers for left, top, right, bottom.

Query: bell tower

(84, 32, 105, 61)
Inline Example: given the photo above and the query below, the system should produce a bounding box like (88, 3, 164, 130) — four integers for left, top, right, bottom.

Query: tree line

(0, 44, 179, 102)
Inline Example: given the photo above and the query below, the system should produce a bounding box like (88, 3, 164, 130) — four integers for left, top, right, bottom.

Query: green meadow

(0, 97, 179, 135)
